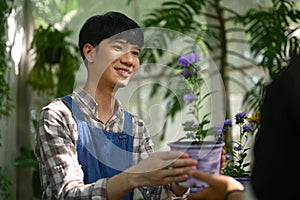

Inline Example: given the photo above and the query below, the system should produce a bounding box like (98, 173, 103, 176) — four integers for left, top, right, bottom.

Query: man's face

(92, 37, 141, 90)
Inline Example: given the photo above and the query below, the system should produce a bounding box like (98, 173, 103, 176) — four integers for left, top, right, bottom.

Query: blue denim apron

(62, 95, 134, 200)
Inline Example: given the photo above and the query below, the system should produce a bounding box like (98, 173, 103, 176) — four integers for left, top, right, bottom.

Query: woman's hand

(187, 171, 244, 200)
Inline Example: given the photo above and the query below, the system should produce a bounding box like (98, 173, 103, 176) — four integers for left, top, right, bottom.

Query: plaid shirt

(35, 88, 179, 199)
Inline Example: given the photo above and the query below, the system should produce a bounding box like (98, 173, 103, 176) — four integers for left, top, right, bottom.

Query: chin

(115, 82, 128, 88)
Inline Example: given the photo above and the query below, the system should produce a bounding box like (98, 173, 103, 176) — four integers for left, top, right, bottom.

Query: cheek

(97, 47, 120, 66)
(99, 53, 117, 68)
(133, 58, 140, 69)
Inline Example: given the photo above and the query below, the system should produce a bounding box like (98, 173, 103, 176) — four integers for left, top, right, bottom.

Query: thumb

(189, 170, 214, 185)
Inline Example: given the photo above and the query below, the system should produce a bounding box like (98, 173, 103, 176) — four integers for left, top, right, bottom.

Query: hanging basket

(44, 47, 62, 64)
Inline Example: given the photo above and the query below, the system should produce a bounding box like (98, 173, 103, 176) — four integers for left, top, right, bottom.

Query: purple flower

(183, 120, 199, 132)
(234, 144, 243, 151)
(225, 154, 232, 160)
(181, 69, 197, 78)
(235, 112, 247, 124)
(242, 124, 252, 132)
(183, 120, 195, 125)
(178, 53, 200, 67)
(186, 132, 195, 138)
(183, 120, 199, 129)
(224, 119, 232, 127)
(182, 69, 191, 77)
(215, 125, 224, 135)
(183, 93, 197, 103)
(215, 119, 232, 136)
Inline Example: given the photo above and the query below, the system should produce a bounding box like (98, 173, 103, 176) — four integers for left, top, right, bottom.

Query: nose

(120, 52, 134, 66)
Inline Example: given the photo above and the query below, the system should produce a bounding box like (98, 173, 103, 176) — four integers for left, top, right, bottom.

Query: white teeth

(118, 69, 130, 74)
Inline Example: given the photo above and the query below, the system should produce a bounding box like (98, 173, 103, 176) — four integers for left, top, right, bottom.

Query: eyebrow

(111, 38, 140, 50)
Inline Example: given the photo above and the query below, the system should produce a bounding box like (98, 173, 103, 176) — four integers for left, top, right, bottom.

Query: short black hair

(78, 11, 144, 60)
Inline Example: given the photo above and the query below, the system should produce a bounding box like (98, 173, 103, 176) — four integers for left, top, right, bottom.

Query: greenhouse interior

(1, 0, 300, 199)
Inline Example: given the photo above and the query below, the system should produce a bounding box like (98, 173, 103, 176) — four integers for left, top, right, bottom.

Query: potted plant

(168, 52, 225, 193)
(221, 111, 260, 187)
(27, 24, 80, 97)
(14, 147, 40, 199)
(13, 109, 41, 199)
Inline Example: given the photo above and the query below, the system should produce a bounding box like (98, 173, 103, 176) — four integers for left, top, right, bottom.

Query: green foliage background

(0, 0, 14, 198)
(139, 0, 300, 142)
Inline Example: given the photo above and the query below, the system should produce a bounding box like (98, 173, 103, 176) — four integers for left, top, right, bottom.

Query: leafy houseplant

(0, 0, 14, 198)
(168, 52, 224, 192)
(221, 111, 260, 186)
(27, 24, 80, 97)
(14, 147, 40, 199)
(14, 110, 40, 199)
(173, 52, 223, 144)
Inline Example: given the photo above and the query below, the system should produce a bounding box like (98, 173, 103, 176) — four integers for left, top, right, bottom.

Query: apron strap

(61, 95, 85, 122)
(62, 95, 132, 133)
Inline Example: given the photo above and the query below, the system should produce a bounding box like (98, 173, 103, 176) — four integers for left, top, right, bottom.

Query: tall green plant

(0, 0, 14, 198)
(0, 0, 14, 118)
(0, 167, 12, 199)
(240, 0, 300, 111)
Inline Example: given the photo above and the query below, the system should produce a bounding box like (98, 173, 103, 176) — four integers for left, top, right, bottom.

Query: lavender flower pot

(235, 177, 251, 188)
(168, 141, 225, 193)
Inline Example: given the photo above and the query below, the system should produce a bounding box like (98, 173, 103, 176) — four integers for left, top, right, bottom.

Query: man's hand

(125, 151, 198, 187)
(220, 148, 226, 174)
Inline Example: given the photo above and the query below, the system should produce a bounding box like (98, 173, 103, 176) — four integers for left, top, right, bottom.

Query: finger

(222, 148, 226, 155)
(164, 165, 196, 177)
(151, 151, 190, 168)
(154, 151, 189, 160)
(221, 149, 226, 163)
(168, 158, 198, 168)
(220, 154, 226, 173)
(189, 170, 215, 185)
(161, 173, 189, 184)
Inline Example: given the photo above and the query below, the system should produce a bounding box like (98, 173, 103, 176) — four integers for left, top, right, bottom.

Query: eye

(131, 50, 140, 57)
(113, 45, 123, 51)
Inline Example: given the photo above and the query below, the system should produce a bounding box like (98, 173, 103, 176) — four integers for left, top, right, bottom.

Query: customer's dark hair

(252, 53, 300, 200)
(78, 11, 144, 60)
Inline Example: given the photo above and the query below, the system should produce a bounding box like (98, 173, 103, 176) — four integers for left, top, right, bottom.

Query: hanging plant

(0, 0, 14, 198)
(0, 0, 14, 118)
(27, 24, 80, 97)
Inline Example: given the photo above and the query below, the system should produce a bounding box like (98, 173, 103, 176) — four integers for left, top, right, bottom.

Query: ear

(83, 43, 95, 63)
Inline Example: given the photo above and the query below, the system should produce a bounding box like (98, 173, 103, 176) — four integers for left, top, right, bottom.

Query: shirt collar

(73, 87, 124, 122)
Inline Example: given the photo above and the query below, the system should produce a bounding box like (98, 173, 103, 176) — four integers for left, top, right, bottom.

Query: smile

(115, 67, 131, 78)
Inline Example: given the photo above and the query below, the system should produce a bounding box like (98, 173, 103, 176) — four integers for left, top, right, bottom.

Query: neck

(84, 82, 118, 124)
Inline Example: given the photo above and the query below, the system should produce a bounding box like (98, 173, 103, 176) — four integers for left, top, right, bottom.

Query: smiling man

(35, 11, 198, 200)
